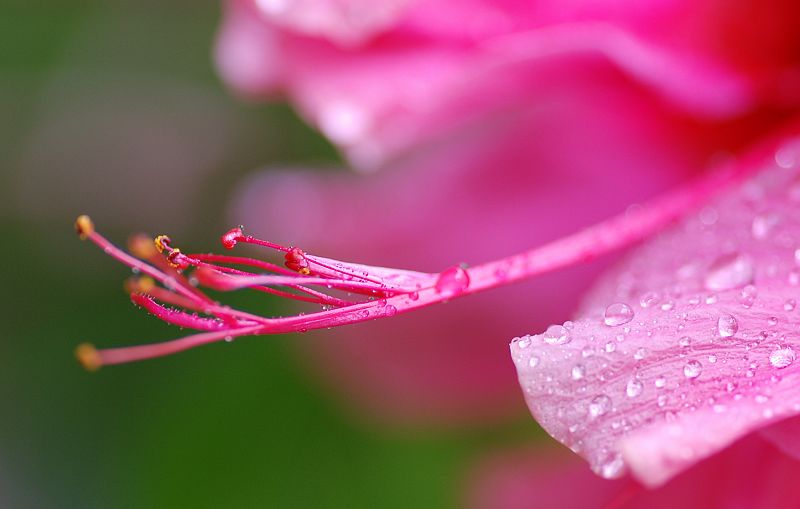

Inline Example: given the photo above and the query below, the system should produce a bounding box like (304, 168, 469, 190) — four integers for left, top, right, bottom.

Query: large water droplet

(603, 302, 634, 326)
(434, 266, 470, 297)
(543, 324, 571, 345)
(626, 379, 643, 398)
(717, 313, 739, 338)
(769, 347, 796, 369)
(684, 360, 703, 379)
(588, 395, 612, 418)
(704, 253, 754, 291)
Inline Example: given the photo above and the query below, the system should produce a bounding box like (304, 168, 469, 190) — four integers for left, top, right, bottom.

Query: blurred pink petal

(760, 415, 800, 461)
(229, 64, 766, 424)
(215, 0, 800, 170)
(467, 434, 800, 509)
(510, 125, 800, 485)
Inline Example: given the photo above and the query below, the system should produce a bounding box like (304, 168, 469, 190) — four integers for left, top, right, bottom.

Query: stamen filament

(76, 163, 747, 368)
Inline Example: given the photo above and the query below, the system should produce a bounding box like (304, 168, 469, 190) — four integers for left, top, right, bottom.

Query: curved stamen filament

(75, 162, 749, 368)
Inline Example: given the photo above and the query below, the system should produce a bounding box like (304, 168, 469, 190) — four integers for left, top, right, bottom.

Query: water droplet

(588, 395, 612, 418)
(543, 324, 570, 345)
(661, 301, 674, 311)
(708, 354, 717, 364)
(705, 253, 754, 291)
(683, 360, 703, 379)
(639, 292, 660, 308)
(408, 291, 419, 301)
(740, 284, 758, 307)
(604, 303, 634, 326)
(769, 347, 795, 369)
(767, 316, 778, 326)
(634, 348, 647, 360)
(528, 356, 540, 368)
(385, 304, 397, 317)
(224, 335, 234, 343)
(678, 336, 691, 348)
(598, 454, 625, 479)
(626, 379, 643, 398)
(784, 299, 796, 311)
(516, 336, 531, 349)
(571, 365, 585, 380)
(654, 376, 667, 388)
(434, 266, 470, 297)
(604, 342, 616, 353)
(717, 313, 739, 338)
(752, 214, 778, 240)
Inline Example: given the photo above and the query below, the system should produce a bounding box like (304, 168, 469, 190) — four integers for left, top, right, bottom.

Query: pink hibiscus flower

(75, 0, 800, 505)
(213, 0, 800, 425)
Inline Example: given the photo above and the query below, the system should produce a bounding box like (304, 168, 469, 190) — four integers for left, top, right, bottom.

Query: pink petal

(215, 0, 800, 169)
(229, 65, 759, 424)
(251, 0, 412, 46)
(467, 434, 800, 508)
(761, 415, 800, 461)
(511, 123, 800, 486)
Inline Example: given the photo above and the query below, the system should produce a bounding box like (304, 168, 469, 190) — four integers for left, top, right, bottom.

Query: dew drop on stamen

(769, 347, 796, 369)
(604, 303, 634, 326)
(435, 266, 470, 296)
(543, 324, 571, 345)
(717, 313, 739, 337)
(684, 360, 703, 379)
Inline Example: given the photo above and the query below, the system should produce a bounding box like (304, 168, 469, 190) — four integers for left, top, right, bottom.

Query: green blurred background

(1, 2, 543, 507)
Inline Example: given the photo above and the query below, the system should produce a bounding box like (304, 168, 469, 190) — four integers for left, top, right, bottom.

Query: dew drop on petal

(704, 253, 754, 291)
(784, 299, 796, 311)
(603, 302, 634, 326)
(634, 348, 647, 360)
(639, 291, 660, 308)
(588, 395, 612, 418)
(434, 265, 470, 296)
(717, 313, 739, 338)
(598, 454, 625, 479)
(626, 379, 643, 398)
(571, 365, 585, 380)
(684, 360, 703, 379)
(654, 376, 667, 388)
(543, 324, 571, 345)
(528, 356, 540, 368)
(385, 304, 397, 317)
(740, 284, 758, 307)
(769, 347, 796, 369)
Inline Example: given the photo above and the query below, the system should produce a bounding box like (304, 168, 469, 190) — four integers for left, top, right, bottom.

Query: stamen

(75, 163, 748, 367)
(75, 215, 95, 240)
(75, 343, 102, 371)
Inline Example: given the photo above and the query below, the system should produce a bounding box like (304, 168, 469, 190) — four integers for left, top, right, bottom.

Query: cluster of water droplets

(510, 138, 800, 479)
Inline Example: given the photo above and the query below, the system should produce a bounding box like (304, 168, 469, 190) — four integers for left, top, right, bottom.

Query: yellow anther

(75, 343, 102, 372)
(154, 235, 170, 254)
(128, 234, 157, 259)
(74, 215, 95, 240)
(125, 276, 156, 294)
(299, 267, 311, 275)
(167, 248, 183, 268)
